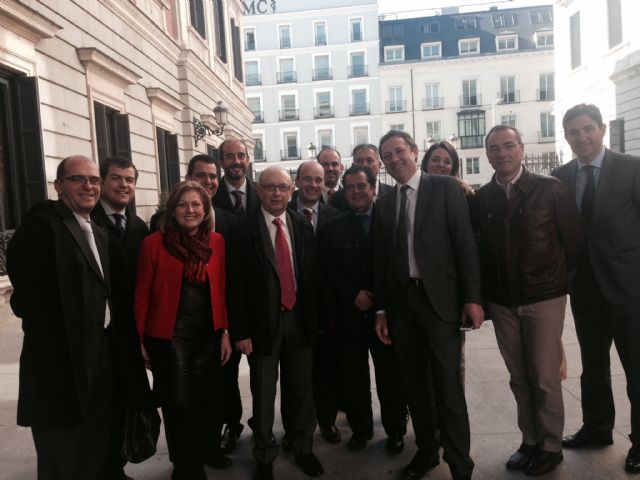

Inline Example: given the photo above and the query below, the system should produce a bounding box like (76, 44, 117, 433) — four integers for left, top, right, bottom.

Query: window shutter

(94, 101, 109, 163)
(215, 0, 227, 63)
(14, 76, 46, 210)
(207, 144, 218, 160)
(156, 127, 169, 192)
(166, 132, 180, 188)
(232, 19, 243, 81)
(113, 113, 132, 160)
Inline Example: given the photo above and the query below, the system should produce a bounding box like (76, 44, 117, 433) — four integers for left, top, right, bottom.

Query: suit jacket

(320, 210, 376, 336)
(552, 149, 640, 305)
(226, 208, 319, 354)
(7, 201, 149, 428)
(213, 177, 260, 216)
(374, 172, 483, 323)
(288, 197, 342, 235)
(135, 231, 228, 339)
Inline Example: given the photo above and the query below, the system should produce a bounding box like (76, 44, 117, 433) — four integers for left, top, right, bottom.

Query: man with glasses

(7, 155, 150, 479)
(470, 125, 584, 476)
(226, 166, 323, 480)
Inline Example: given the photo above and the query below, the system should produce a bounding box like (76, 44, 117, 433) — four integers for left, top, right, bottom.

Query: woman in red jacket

(135, 181, 231, 480)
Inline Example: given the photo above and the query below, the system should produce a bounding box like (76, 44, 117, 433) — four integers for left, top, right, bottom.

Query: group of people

(6, 102, 640, 480)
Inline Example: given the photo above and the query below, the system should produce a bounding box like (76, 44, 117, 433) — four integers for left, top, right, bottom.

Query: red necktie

(328, 189, 335, 203)
(304, 208, 314, 224)
(272, 218, 296, 311)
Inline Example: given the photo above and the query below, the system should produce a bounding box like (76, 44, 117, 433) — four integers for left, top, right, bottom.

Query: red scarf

(163, 225, 212, 284)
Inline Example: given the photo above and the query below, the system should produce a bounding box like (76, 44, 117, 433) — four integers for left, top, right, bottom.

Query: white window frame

(313, 20, 327, 46)
(535, 31, 554, 47)
(496, 34, 518, 51)
(389, 123, 404, 132)
(465, 157, 480, 175)
(421, 42, 442, 59)
(501, 114, 517, 127)
(278, 90, 298, 121)
(316, 126, 335, 148)
(426, 120, 441, 141)
(384, 46, 404, 62)
(245, 60, 260, 85)
(458, 38, 480, 55)
(281, 129, 300, 159)
(350, 17, 363, 42)
(243, 27, 256, 51)
(312, 53, 332, 81)
(314, 89, 333, 118)
(350, 85, 370, 115)
(352, 123, 370, 146)
(252, 131, 265, 161)
(278, 24, 292, 49)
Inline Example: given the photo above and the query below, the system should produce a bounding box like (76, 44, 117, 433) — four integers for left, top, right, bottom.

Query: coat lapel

(592, 150, 614, 229)
(414, 172, 430, 236)
(61, 211, 105, 282)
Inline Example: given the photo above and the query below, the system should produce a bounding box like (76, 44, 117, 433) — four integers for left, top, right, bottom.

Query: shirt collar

(261, 207, 287, 227)
(297, 201, 319, 214)
(401, 168, 422, 191)
(100, 199, 126, 218)
(495, 164, 524, 188)
(226, 177, 247, 194)
(577, 147, 605, 170)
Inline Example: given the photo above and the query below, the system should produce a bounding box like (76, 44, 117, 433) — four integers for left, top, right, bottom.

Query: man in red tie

(226, 166, 323, 480)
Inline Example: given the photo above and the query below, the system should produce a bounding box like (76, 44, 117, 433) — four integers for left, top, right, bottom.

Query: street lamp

(307, 142, 317, 159)
(192, 100, 229, 145)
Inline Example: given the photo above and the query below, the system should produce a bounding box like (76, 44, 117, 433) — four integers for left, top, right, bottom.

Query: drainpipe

(410, 68, 416, 140)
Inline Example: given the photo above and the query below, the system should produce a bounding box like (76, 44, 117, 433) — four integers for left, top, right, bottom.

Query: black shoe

(203, 453, 233, 470)
(506, 443, 536, 470)
(255, 463, 274, 480)
(348, 432, 370, 451)
(220, 423, 244, 454)
(524, 450, 563, 476)
(401, 450, 440, 480)
(320, 425, 341, 444)
(562, 426, 613, 448)
(281, 433, 293, 452)
(385, 433, 404, 455)
(295, 452, 324, 477)
(626, 442, 640, 474)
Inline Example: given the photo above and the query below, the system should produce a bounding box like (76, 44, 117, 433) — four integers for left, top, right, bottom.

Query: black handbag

(122, 407, 161, 463)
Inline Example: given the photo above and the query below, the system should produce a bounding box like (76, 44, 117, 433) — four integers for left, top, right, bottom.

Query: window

(279, 25, 291, 49)
(384, 46, 404, 62)
(608, 0, 622, 48)
(500, 76, 517, 103)
(318, 129, 333, 148)
(535, 31, 554, 47)
(349, 52, 366, 77)
(244, 28, 256, 51)
(496, 35, 517, 51)
(381, 23, 403, 41)
(570, 12, 581, 69)
(387, 86, 405, 113)
(315, 92, 333, 118)
(540, 113, 555, 141)
(423, 83, 442, 110)
(189, 0, 206, 38)
(231, 19, 243, 82)
(313, 55, 331, 81)
(530, 9, 552, 24)
(492, 13, 517, 27)
(459, 38, 479, 55)
(455, 17, 477, 30)
(538, 73, 554, 100)
(465, 157, 480, 175)
(421, 42, 441, 59)
(280, 94, 297, 121)
(283, 132, 299, 159)
(156, 127, 180, 192)
(247, 97, 262, 123)
(426, 120, 441, 140)
(458, 111, 485, 149)
(94, 101, 132, 165)
(390, 124, 404, 132)
(245, 61, 260, 85)
(213, 0, 227, 62)
(461, 79, 479, 107)
(351, 90, 368, 115)
(253, 135, 265, 162)
(610, 118, 625, 153)
(314, 21, 327, 46)
(277, 58, 296, 83)
(353, 126, 368, 145)
(501, 115, 516, 127)
(420, 21, 439, 34)
(350, 18, 363, 42)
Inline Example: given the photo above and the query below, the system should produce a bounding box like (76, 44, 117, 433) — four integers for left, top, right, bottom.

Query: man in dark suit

(288, 161, 342, 446)
(213, 137, 260, 217)
(321, 164, 408, 453)
(226, 166, 323, 480)
(374, 131, 484, 480)
(352, 143, 394, 198)
(7, 155, 150, 480)
(317, 146, 349, 211)
(553, 103, 640, 474)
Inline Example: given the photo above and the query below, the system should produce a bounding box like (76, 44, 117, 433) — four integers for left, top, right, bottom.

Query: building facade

(241, 0, 380, 173)
(553, 0, 639, 158)
(379, 5, 556, 186)
(0, 0, 252, 300)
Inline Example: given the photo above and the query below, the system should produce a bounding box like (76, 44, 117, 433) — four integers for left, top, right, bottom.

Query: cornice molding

(77, 47, 141, 88)
(146, 87, 184, 114)
(0, 0, 61, 43)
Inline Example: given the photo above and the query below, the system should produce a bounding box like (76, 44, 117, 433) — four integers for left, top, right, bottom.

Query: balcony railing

(277, 71, 297, 84)
(386, 100, 407, 113)
(245, 74, 262, 86)
(280, 38, 291, 49)
(348, 64, 368, 78)
(498, 90, 520, 103)
(245, 41, 256, 51)
(350, 103, 370, 116)
(314, 106, 335, 118)
(537, 89, 555, 101)
(460, 94, 482, 107)
(279, 109, 299, 121)
(538, 131, 555, 143)
(281, 149, 301, 160)
(422, 97, 444, 110)
(312, 68, 332, 81)
(314, 33, 327, 46)
(459, 135, 484, 149)
(254, 151, 266, 162)
(252, 111, 264, 123)
(351, 31, 363, 42)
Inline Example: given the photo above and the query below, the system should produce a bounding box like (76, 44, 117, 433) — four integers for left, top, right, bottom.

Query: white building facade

(553, 0, 640, 158)
(241, 0, 381, 173)
(379, 6, 556, 186)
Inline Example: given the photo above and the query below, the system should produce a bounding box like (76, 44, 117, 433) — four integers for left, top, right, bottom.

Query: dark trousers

(312, 332, 341, 428)
(391, 283, 473, 476)
(221, 349, 243, 428)
(249, 309, 316, 465)
(338, 329, 407, 437)
(571, 265, 640, 438)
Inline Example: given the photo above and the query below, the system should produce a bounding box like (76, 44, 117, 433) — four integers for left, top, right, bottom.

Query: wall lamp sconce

(192, 100, 229, 145)
(307, 142, 317, 159)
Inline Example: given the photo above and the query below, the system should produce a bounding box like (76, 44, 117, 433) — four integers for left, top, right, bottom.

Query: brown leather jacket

(470, 168, 585, 307)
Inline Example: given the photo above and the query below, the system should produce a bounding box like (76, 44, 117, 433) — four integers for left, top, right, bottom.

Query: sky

(378, 0, 553, 18)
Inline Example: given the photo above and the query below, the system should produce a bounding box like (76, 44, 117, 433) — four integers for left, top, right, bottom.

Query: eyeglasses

(487, 142, 520, 155)
(259, 184, 292, 193)
(62, 175, 101, 185)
